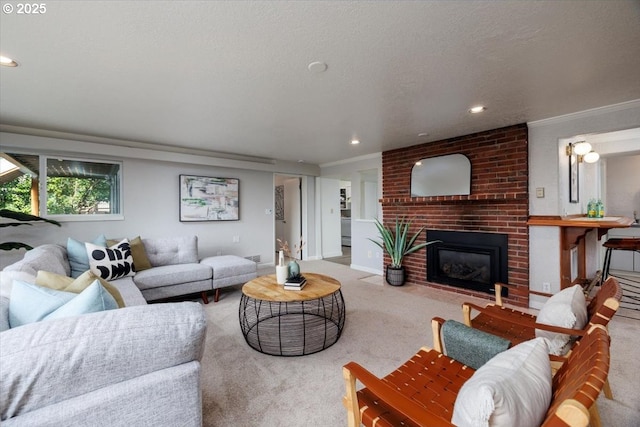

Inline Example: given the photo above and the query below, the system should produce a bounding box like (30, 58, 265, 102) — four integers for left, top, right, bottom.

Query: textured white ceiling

(1, 1, 639, 165)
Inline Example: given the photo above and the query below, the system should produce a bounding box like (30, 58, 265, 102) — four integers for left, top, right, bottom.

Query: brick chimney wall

(381, 123, 529, 307)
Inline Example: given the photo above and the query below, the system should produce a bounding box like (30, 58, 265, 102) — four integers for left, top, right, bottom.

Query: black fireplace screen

(438, 249, 491, 284)
(427, 230, 508, 296)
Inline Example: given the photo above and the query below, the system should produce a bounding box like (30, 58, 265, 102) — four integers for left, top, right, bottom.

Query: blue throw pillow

(9, 280, 76, 327)
(9, 280, 118, 328)
(46, 280, 118, 321)
(67, 235, 107, 278)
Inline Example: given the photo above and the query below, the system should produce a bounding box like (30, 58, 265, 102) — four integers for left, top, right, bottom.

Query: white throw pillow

(535, 285, 587, 355)
(451, 337, 552, 427)
(86, 239, 136, 281)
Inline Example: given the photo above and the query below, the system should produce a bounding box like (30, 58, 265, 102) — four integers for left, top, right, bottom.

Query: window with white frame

(1, 153, 123, 220)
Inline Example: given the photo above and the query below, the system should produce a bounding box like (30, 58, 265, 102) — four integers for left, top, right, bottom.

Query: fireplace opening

(426, 230, 508, 296)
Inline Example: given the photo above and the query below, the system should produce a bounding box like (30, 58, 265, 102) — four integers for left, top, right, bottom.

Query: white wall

(318, 177, 342, 258)
(527, 100, 640, 306)
(604, 155, 640, 218)
(351, 219, 384, 275)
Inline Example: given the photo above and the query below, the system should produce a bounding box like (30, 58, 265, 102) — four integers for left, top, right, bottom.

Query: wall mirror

(410, 153, 471, 197)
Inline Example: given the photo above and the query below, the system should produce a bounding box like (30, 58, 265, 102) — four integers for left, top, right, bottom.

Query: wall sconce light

(566, 141, 599, 163)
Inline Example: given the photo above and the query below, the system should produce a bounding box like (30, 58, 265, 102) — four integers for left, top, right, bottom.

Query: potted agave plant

(369, 216, 437, 286)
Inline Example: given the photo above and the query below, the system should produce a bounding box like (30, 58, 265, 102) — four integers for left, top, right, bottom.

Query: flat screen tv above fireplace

(426, 230, 508, 296)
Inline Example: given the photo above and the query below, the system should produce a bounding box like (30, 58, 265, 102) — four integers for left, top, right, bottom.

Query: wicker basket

(385, 266, 406, 286)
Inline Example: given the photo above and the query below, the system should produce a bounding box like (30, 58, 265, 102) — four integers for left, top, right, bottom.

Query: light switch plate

(536, 187, 545, 198)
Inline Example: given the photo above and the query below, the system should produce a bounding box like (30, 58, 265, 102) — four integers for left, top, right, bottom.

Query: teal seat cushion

(67, 235, 107, 278)
(9, 280, 118, 328)
(442, 320, 511, 369)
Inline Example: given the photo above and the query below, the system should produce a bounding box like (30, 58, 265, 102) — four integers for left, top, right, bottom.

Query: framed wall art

(179, 175, 239, 221)
(569, 152, 579, 203)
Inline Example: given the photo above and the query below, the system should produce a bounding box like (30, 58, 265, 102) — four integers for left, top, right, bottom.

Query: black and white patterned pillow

(86, 239, 136, 280)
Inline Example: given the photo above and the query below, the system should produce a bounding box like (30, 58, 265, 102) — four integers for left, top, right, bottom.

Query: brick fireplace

(381, 124, 529, 307)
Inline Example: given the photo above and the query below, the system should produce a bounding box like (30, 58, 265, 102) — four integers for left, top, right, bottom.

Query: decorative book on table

(284, 275, 307, 290)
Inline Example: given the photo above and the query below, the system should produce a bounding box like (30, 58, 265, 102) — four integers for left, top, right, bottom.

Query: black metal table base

(239, 290, 345, 356)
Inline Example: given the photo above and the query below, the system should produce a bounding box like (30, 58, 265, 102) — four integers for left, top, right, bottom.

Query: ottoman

(200, 255, 258, 302)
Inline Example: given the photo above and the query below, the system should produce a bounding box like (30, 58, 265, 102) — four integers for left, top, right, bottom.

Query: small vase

(276, 265, 288, 284)
(288, 260, 300, 277)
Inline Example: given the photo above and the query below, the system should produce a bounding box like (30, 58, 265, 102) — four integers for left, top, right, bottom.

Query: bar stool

(601, 237, 640, 282)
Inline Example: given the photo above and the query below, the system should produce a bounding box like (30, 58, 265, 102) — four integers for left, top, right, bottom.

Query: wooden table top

(242, 273, 341, 302)
(527, 215, 634, 228)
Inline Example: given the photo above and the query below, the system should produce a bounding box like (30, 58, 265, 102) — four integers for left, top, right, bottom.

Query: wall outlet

(542, 282, 551, 293)
(233, 235, 240, 243)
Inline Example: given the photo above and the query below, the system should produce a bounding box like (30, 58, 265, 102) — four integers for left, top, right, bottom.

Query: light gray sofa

(0, 236, 256, 305)
(0, 301, 207, 426)
(134, 236, 214, 303)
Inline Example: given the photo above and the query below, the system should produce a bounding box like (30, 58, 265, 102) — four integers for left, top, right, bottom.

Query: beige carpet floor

(198, 260, 640, 426)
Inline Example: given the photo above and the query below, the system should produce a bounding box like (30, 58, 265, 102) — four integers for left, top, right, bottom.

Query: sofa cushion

(201, 255, 257, 280)
(68, 235, 107, 278)
(452, 337, 552, 427)
(133, 264, 212, 290)
(86, 239, 136, 281)
(0, 302, 206, 420)
(535, 284, 588, 355)
(2, 244, 69, 278)
(107, 236, 152, 271)
(0, 296, 10, 333)
(142, 236, 199, 267)
(9, 280, 117, 328)
(35, 270, 125, 308)
(108, 277, 148, 306)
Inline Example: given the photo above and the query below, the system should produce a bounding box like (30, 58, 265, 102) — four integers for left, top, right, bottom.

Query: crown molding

(528, 99, 640, 128)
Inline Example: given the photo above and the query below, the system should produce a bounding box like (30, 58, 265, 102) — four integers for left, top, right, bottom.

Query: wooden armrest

(462, 302, 588, 336)
(343, 361, 454, 427)
(431, 317, 446, 353)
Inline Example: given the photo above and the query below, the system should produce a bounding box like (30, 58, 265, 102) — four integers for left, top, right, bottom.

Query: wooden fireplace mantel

(528, 215, 634, 289)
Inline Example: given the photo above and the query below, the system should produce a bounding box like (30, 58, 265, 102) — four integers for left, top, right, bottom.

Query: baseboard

(323, 251, 343, 258)
(350, 264, 383, 275)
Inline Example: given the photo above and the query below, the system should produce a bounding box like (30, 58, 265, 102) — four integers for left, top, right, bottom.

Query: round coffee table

(239, 273, 346, 356)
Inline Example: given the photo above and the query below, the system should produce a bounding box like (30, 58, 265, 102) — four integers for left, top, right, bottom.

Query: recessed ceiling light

(351, 139, 360, 145)
(0, 56, 18, 67)
(469, 105, 486, 114)
(415, 161, 422, 166)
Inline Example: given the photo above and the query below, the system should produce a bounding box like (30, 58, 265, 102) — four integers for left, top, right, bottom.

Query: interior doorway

(275, 175, 302, 260)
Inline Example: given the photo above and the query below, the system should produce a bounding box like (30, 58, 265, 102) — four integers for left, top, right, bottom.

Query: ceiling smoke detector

(307, 61, 328, 73)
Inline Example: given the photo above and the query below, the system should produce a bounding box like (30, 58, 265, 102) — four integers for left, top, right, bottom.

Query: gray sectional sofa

(0, 235, 258, 425)
(1, 301, 207, 426)
(0, 235, 257, 306)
